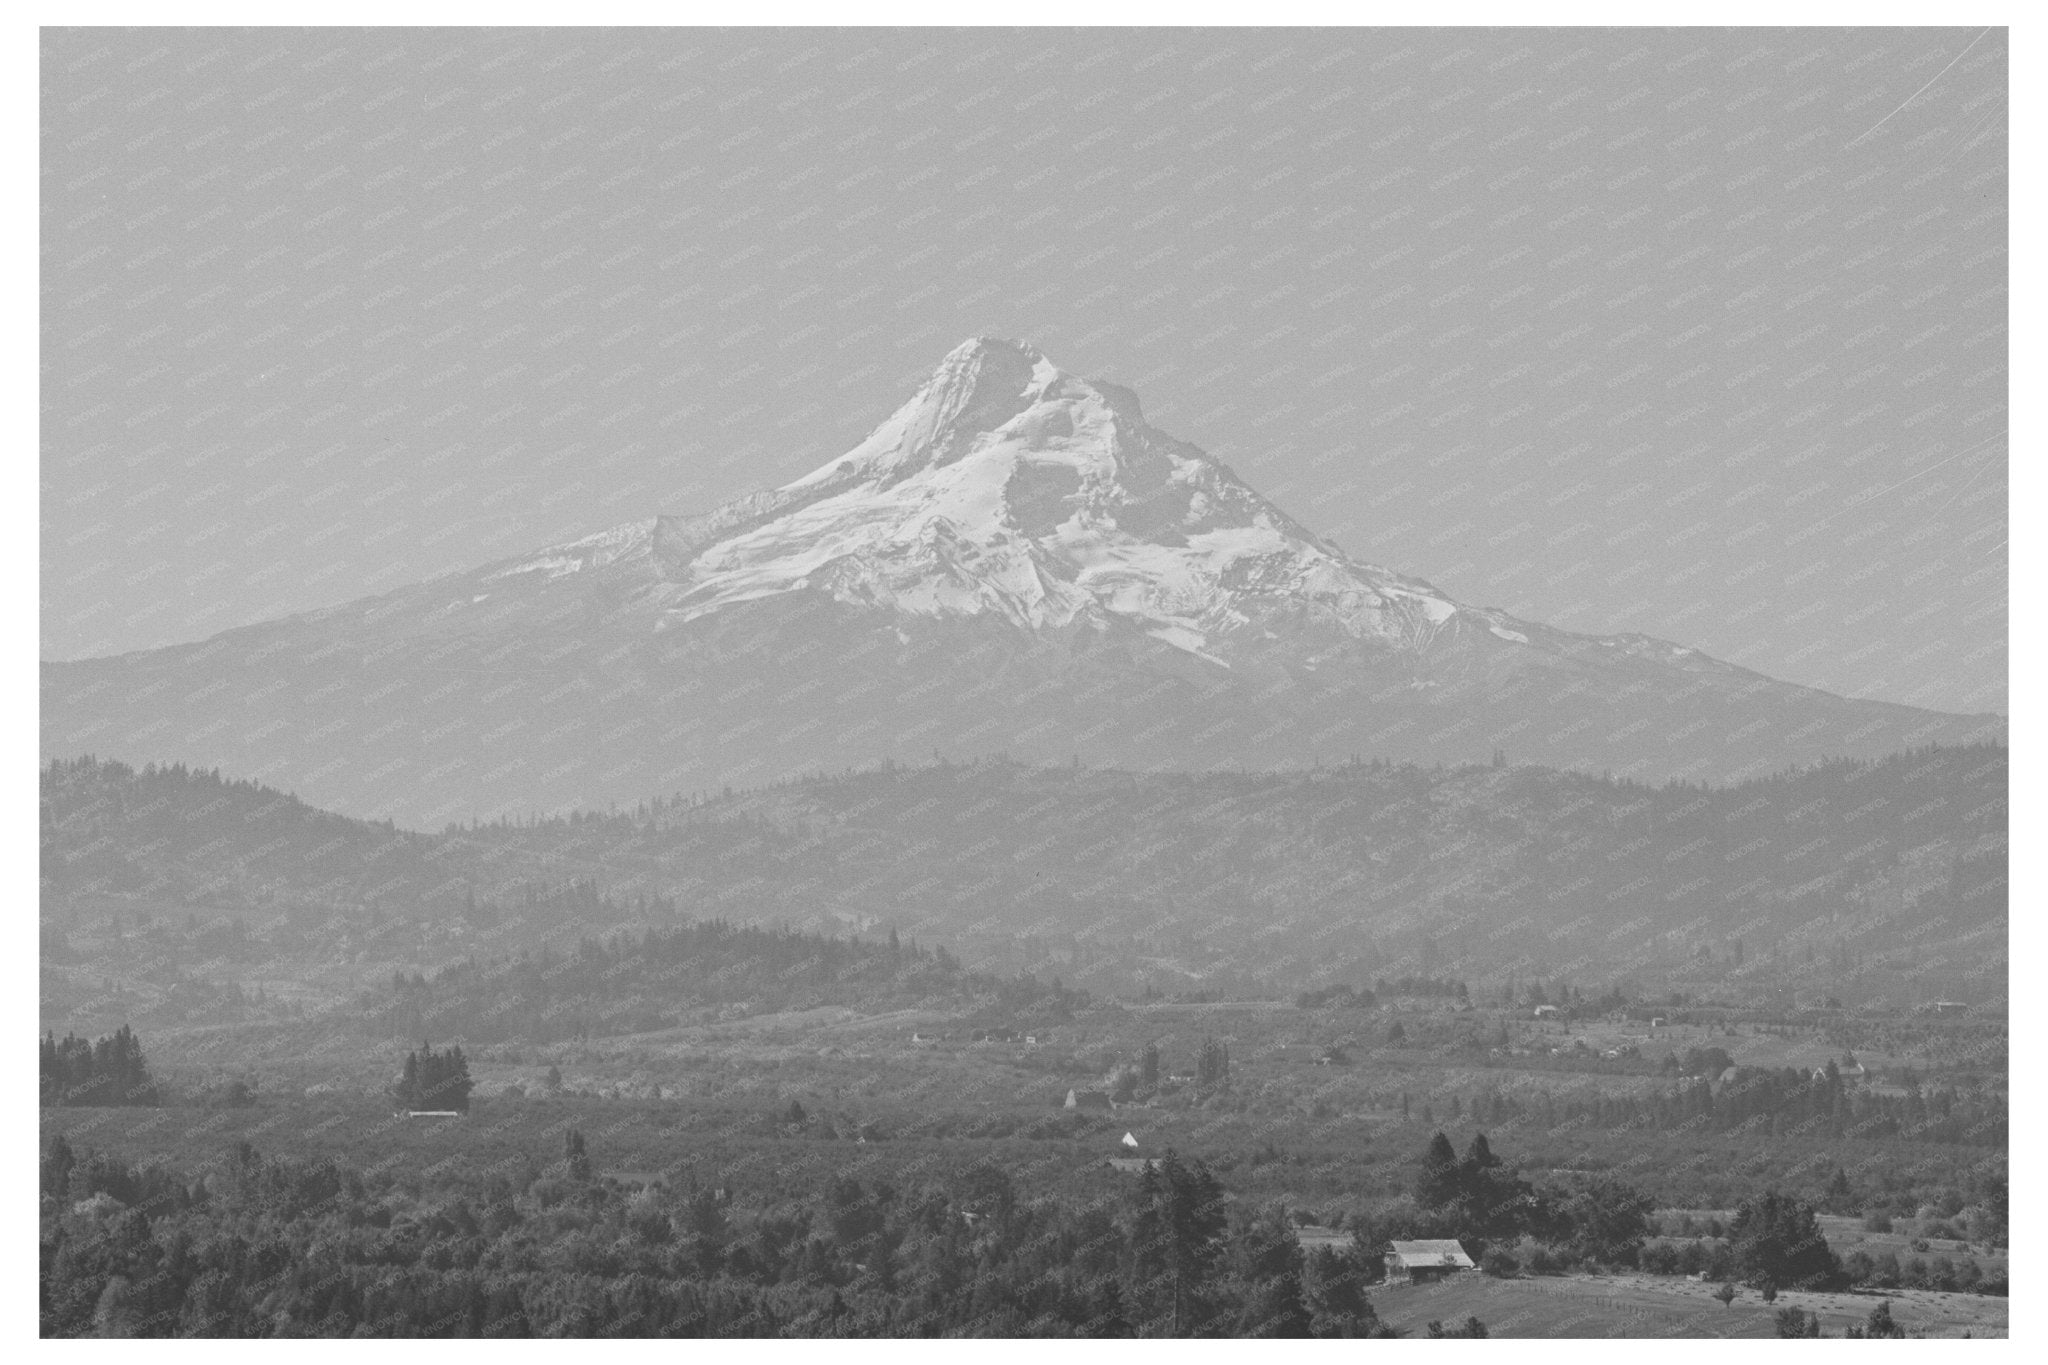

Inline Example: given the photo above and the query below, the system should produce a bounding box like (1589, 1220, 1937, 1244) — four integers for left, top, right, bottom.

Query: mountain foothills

(42, 338, 2000, 826)
(42, 741, 2006, 1033)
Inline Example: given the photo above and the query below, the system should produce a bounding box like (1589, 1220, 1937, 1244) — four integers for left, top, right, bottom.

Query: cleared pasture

(1370, 1271, 2006, 1339)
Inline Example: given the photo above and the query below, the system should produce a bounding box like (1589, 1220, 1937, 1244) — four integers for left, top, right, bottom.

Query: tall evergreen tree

(1730, 1191, 1841, 1290)
(1416, 1132, 1462, 1210)
(1127, 1149, 1228, 1336)
(40, 1027, 157, 1107)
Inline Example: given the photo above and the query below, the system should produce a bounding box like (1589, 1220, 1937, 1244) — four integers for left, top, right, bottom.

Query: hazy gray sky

(42, 26, 2005, 714)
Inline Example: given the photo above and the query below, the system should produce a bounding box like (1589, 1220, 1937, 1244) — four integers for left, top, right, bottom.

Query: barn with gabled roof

(1387, 1239, 1475, 1283)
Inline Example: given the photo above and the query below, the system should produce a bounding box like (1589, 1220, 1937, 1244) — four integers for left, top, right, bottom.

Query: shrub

(1426, 1316, 1488, 1338)
(1775, 1307, 1821, 1338)
(1480, 1246, 1518, 1278)
(1862, 1209, 1893, 1233)
(1962, 1205, 2005, 1247)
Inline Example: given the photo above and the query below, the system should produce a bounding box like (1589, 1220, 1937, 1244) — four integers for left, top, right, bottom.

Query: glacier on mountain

(483, 337, 1488, 666)
(41, 334, 2004, 824)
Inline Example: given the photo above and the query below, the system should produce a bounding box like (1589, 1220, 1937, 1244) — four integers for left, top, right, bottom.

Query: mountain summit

(44, 338, 2002, 824)
(491, 335, 1464, 665)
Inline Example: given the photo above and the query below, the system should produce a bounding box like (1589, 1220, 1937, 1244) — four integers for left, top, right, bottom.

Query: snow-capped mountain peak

(614, 337, 1466, 661)
(46, 336, 2001, 823)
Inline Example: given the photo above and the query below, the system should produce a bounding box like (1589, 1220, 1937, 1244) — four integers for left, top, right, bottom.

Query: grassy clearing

(1370, 1272, 2007, 1339)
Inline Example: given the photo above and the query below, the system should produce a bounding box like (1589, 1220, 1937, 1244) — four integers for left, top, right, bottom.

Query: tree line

(1420, 1064, 2003, 1149)
(392, 1042, 474, 1114)
(42, 1113, 2001, 1338)
(39, 1135, 1386, 1338)
(368, 913, 1083, 1046)
(40, 1026, 157, 1107)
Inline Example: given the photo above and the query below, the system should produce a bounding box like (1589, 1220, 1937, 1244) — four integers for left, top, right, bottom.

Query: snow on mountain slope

(254, 337, 1709, 680)
(41, 337, 2004, 825)
(469, 338, 1506, 664)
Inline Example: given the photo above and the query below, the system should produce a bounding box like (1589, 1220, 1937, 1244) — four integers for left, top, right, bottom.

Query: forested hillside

(42, 757, 455, 917)
(368, 915, 1083, 1046)
(42, 744, 2006, 1006)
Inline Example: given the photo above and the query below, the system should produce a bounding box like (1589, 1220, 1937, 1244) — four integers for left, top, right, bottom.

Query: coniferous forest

(41, 743, 2007, 1006)
(40, 1026, 157, 1108)
(392, 1042, 474, 1114)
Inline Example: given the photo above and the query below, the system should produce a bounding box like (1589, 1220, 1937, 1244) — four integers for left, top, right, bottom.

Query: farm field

(1642, 1210, 2008, 1285)
(1369, 1272, 2007, 1339)
(49, 964, 2011, 1225)
(43, 976, 2010, 1339)
(1815, 1213, 1995, 1265)
(45, 1083, 2000, 1221)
